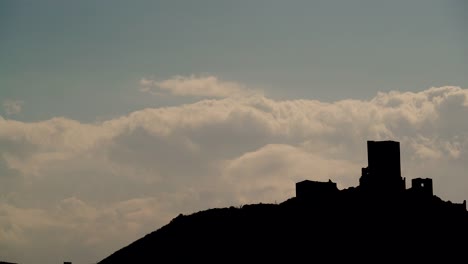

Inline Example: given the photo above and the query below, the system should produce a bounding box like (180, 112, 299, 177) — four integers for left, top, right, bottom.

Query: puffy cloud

(221, 144, 359, 205)
(0, 197, 173, 264)
(3, 99, 23, 116)
(139, 75, 260, 98)
(1, 80, 468, 263)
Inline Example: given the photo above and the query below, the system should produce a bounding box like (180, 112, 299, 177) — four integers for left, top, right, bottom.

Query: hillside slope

(98, 189, 468, 263)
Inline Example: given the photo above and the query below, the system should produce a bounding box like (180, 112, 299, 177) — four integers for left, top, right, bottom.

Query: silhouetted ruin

(359, 140, 406, 193)
(411, 177, 433, 197)
(296, 140, 466, 210)
(296, 179, 338, 199)
(98, 140, 468, 263)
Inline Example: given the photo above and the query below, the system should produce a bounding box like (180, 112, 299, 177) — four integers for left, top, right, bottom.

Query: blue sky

(1, 1, 468, 264)
(1, 0, 466, 121)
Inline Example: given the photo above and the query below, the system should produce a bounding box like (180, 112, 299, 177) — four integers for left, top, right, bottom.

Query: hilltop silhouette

(98, 140, 468, 263)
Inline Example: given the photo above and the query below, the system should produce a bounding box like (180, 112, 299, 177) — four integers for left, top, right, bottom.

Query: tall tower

(359, 140, 405, 193)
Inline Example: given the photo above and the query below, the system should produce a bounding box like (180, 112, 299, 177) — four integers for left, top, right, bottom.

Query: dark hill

(98, 141, 468, 263)
(98, 191, 467, 263)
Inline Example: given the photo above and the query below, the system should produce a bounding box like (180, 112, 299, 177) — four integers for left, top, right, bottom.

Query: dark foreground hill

(98, 141, 468, 263)
(98, 190, 468, 263)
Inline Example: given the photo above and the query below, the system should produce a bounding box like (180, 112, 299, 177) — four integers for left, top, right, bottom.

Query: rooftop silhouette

(98, 140, 468, 263)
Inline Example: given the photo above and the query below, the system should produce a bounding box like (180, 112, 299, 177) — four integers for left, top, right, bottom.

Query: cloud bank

(1, 78, 468, 263)
(139, 75, 260, 98)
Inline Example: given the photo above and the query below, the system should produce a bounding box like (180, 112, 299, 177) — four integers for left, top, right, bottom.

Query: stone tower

(359, 140, 406, 193)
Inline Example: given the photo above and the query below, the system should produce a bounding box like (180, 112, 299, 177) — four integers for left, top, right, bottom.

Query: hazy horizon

(1, 1, 467, 263)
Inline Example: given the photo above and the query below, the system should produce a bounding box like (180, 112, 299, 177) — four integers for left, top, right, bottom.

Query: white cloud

(0, 197, 172, 264)
(221, 144, 359, 205)
(1, 80, 468, 263)
(139, 75, 260, 98)
(3, 99, 23, 116)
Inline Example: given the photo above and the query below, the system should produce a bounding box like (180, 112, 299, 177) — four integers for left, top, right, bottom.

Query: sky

(1, 0, 467, 263)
